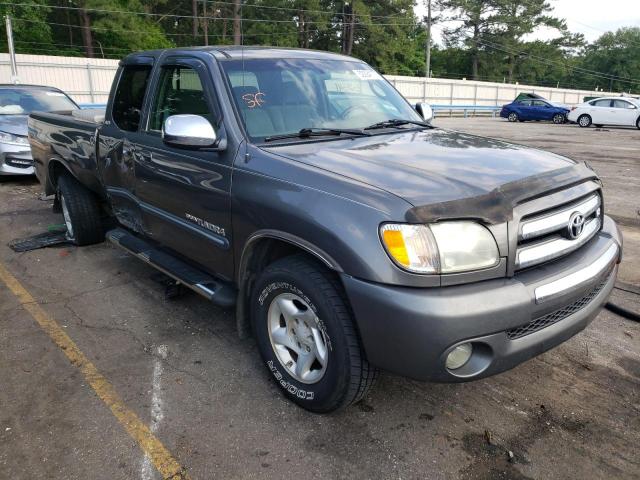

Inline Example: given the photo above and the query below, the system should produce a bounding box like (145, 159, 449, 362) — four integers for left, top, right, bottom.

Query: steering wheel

(340, 104, 370, 119)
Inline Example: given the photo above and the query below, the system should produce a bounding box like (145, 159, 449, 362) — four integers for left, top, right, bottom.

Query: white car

(567, 96, 640, 129)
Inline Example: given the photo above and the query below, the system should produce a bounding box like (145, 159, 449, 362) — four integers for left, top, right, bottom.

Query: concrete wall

(1, 53, 623, 106)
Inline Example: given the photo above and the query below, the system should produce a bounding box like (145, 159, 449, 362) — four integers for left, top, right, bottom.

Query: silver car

(1, 85, 78, 175)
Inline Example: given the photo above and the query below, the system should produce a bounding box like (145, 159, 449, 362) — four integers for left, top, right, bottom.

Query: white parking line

(141, 344, 168, 480)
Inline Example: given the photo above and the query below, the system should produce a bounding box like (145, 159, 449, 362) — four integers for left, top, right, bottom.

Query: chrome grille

(515, 193, 602, 270)
(506, 272, 610, 340)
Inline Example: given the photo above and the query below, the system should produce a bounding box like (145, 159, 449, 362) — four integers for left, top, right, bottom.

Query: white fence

(1, 53, 623, 106)
(1, 54, 118, 103)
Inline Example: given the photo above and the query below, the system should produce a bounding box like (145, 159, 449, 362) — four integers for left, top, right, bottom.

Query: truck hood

(262, 128, 577, 208)
(0, 114, 28, 136)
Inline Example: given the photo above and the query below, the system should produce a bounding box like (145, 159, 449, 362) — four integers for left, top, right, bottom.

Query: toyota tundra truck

(28, 47, 622, 413)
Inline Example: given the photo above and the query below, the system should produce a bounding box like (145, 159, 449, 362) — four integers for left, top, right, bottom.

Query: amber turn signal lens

(381, 229, 410, 266)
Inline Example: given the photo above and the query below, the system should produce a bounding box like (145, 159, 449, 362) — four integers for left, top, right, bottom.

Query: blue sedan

(500, 99, 569, 124)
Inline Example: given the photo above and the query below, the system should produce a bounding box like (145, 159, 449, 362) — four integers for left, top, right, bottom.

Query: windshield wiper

(364, 118, 432, 130)
(264, 127, 370, 142)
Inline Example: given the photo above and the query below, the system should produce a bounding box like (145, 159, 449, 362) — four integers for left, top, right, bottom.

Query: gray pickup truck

(28, 47, 622, 413)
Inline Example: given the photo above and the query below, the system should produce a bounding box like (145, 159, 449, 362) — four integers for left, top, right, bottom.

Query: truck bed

(28, 109, 106, 197)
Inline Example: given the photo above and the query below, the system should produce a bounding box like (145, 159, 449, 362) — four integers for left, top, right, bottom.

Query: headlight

(0, 130, 29, 146)
(380, 221, 499, 274)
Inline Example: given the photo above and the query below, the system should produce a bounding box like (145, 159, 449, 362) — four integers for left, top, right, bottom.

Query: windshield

(220, 58, 423, 141)
(0, 88, 78, 115)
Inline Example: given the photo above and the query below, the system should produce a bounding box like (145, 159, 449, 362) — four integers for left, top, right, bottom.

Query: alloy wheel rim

(267, 293, 328, 384)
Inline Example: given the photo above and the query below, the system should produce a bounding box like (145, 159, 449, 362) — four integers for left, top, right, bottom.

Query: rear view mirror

(162, 114, 220, 149)
(415, 102, 434, 123)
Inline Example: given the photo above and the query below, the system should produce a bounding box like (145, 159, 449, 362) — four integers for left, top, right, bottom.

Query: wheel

(57, 173, 104, 246)
(507, 112, 518, 122)
(251, 254, 377, 413)
(636, 117, 640, 130)
(552, 113, 565, 124)
(577, 114, 592, 128)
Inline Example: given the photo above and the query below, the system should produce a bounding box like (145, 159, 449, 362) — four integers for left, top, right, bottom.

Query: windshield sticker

(352, 69, 380, 80)
(242, 92, 266, 108)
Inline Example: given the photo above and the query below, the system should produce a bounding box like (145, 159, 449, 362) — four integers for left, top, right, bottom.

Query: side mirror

(415, 102, 434, 123)
(162, 114, 220, 149)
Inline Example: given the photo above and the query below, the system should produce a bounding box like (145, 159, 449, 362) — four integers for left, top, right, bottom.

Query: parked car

(500, 98, 569, 124)
(567, 97, 640, 129)
(28, 47, 621, 413)
(0, 85, 78, 175)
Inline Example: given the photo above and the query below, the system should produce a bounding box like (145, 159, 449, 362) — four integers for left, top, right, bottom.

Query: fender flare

(235, 229, 343, 338)
(237, 229, 343, 283)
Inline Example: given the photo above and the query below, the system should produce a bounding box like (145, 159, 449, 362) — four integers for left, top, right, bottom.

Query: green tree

(0, 0, 53, 55)
(578, 27, 640, 92)
(436, 0, 497, 80)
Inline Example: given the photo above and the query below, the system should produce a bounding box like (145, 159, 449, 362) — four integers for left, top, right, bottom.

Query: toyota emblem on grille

(567, 212, 585, 239)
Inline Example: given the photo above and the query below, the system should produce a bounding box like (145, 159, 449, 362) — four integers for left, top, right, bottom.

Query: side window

(613, 100, 634, 109)
(112, 66, 152, 132)
(517, 100, 531, 106)
(593, 99, 612, 107)
(149, 65, 215, 132)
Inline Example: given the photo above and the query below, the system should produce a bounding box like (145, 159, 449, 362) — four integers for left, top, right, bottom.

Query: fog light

(446, 343, 473, 370)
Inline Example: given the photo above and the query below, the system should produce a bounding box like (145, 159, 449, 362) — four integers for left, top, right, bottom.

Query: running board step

(107, 228, 236, 308)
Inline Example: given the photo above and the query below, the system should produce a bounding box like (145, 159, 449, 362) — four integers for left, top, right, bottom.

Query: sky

(415, 0, 640, 45)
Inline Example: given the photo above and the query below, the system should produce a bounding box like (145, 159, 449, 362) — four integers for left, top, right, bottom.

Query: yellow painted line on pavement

(0, 261, 190, 480)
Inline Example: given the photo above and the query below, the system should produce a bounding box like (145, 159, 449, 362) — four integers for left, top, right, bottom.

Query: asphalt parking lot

(1, 117, 639, 480)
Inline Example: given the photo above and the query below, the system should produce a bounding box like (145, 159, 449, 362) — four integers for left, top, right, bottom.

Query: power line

(11, 17, 319, 38)
(205, 0, 417, 21)
(476, 38, 640, 87)
(0, 2, 422, 26)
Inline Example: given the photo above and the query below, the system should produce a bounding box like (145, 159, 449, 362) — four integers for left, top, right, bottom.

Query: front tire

(552, 113, 565, 124)
(578, 114, 592, 128)
(251, 255, 377, 413)
(507, 112, 518, 122)
(57, 173, 104, 246)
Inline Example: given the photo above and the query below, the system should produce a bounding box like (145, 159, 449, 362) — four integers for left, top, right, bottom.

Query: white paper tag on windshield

(352, 69, 380, 80)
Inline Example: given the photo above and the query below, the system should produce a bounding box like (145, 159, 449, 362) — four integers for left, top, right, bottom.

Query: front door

(612, 99, 638, 126)
(133, 57, 236, 280)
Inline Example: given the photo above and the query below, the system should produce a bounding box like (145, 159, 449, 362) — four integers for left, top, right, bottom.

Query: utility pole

(425, 0, 431, 79)
(5, 15, 19, 83)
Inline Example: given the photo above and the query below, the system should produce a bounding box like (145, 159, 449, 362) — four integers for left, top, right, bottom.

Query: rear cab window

(112, 65, 153, 132)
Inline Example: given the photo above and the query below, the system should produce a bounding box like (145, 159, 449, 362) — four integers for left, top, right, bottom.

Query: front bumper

(342, 216, 622, 382)
(0, 143, 34, 175)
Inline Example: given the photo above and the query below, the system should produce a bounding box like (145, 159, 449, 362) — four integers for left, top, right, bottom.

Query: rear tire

(251, 254, 377, 413)
(636, 118, 640, 130)
(57, 173, 104, 246)
(577, 114, 592, 128)
(507, 112, 518, 122)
